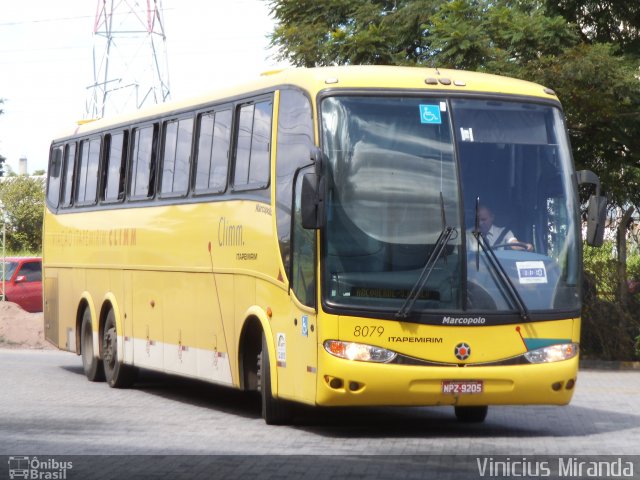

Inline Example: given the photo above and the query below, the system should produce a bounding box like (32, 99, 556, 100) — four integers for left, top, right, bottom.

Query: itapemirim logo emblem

(8, 456, 73, 479)
(454, 342, 472, 361)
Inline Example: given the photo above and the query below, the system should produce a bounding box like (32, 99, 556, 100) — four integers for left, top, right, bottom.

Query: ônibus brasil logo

(8, 456, 73, 479)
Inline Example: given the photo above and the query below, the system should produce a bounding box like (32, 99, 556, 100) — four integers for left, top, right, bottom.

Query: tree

(0, 176, 45, 253)
(266, 0, 640, 210)
(545, 0, 640, 55)
(268, 1, 439, 66)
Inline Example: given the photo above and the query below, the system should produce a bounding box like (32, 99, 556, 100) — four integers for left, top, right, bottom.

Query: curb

(579, 360, 640, 371)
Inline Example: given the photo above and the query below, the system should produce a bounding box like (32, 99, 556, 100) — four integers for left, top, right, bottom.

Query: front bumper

(316, 347, 579, 407)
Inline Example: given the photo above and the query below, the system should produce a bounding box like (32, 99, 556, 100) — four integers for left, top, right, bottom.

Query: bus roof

(54, 65, 559, 141)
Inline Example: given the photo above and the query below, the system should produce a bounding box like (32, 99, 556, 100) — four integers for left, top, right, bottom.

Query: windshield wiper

(396, 194, 455, 319)
(472, 198, 530, 322)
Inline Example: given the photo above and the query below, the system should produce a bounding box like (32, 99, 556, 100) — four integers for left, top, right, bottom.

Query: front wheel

(80, 308, 105, 382)
(454, 405, 488, 423)
(259, 333, 293, 425)
(102, 309, 137, 388)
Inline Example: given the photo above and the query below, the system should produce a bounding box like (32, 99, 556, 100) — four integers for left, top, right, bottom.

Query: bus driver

(472, 205, 533, 252)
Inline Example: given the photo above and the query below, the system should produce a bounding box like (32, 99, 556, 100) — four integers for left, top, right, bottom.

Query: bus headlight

(324, 340, 397, 363)
(524, 343, 579, 364)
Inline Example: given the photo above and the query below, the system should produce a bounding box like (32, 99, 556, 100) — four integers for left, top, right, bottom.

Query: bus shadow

(60, 364, 261, 420)
(60, 364, 640, 438)
(289, 403, 640, 439)
(133, 369, 262, 420)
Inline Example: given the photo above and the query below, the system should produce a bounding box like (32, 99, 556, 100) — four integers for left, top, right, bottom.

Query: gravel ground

(0, 301, 53, 350)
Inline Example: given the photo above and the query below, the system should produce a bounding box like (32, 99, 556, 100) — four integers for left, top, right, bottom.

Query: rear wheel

(454, 405, 488, 423)
(259, 333, 293, 425)
(102, 309, 137, 388)
(80, 308, 105, 382)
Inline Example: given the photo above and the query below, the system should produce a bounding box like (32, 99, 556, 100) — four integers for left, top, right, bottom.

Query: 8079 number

(353, 325, 384, 337)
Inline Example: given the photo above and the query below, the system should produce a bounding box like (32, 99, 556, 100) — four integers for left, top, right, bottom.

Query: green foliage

(0, 176, 45, 252)
(428, 0, 577, 72)
(267, 0, 441, 66)
(582, 241, 640, 360)
(545, 0, 640, 55)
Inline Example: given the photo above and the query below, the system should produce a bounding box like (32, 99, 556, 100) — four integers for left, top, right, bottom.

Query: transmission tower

(85, 0, 171, 119)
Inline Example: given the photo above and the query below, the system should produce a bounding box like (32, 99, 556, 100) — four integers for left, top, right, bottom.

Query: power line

(0, 9, 174, 28)
(0, 15, 94, 27)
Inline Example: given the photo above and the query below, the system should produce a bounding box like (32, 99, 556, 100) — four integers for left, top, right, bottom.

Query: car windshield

(320, 95, 580, 319)
(1, 262, 18, 281)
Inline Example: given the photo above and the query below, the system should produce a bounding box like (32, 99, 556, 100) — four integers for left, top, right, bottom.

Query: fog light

(324, 375, 344, 390)
(566, 379, 576, 390)
(552, 382, 563, 391)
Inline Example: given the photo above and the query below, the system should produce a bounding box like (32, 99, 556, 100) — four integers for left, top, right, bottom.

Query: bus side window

(76, 137, 101, 206)
(233, 99, 272, 190)
(130, 124, 158, 200)
(194, 109, 231, 194)
(102, 131, 128, 202)
(61, 142, 77, 208)
(47, 146, 63, 208)
(160, 117, 193, 197)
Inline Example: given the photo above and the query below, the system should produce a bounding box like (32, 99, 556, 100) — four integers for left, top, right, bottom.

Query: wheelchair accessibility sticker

(419, 104, 442, 124)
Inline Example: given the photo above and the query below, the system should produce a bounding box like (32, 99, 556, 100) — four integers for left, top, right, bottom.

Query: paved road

(0, 349, 638, 479)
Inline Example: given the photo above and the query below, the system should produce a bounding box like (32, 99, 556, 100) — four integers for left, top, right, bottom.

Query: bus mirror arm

(301, 173, 325, 229)
(310, 146, 324, 176)
(576, 170, 607, 247)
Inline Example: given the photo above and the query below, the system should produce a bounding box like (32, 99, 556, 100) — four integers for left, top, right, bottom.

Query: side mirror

(576, 169, 607, 247)
(301, 173, 325, 229)
(586, 195, 607, 247)
(15, 275, 26, 284)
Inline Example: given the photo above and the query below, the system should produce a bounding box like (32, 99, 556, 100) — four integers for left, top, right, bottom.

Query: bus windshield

(320, 95, 579, 319)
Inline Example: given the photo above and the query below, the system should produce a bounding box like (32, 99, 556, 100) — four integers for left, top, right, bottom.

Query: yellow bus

(43, 66, 605, 424)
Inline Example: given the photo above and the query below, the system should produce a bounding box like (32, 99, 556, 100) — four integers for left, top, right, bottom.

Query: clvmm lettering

(218, 217, 244, 247)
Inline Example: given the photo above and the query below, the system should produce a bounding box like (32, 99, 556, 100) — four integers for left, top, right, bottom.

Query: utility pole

(85, 0, 171, 120)
(0, 200, 5, 302)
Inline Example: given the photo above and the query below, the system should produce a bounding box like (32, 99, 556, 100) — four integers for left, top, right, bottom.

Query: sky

(0, 0, 288, 174)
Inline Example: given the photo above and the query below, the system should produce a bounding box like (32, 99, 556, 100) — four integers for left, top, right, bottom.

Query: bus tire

(260, 333, 293, 425)
(102, 309, 137, 388)
(454, 405, 488, 423)
(80, 308, 105, 382)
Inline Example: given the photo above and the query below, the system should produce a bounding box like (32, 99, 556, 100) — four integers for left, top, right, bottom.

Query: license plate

(441, 380, 483, 394)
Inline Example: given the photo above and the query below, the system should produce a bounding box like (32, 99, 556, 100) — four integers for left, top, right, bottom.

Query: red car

(1, 257, 43, 313)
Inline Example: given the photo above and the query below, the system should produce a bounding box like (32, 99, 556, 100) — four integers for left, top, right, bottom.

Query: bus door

(279, 169, 318, 403)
